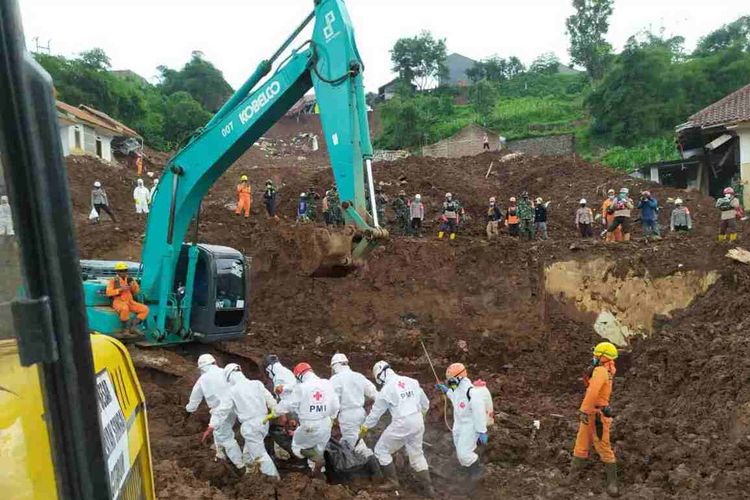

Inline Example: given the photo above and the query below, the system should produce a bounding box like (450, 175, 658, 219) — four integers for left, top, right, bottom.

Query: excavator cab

(173, 243, 249, 341)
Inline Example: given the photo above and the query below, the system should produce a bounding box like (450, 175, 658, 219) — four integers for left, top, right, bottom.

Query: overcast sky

(19, 0, 749, 93)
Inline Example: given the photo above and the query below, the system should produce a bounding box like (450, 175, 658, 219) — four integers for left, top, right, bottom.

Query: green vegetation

(36, 49, 232, 151)
(377, 14, 750, 171)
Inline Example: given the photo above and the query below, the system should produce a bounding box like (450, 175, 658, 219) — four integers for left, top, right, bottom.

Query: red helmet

(293, 362, 312, 380)
(724, 187, 735, 195)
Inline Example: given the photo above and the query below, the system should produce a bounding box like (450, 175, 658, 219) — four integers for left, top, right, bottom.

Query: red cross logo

(459, 402, 466, 409)
(398, 381, 406, 389)
(312, 391, 323, 401)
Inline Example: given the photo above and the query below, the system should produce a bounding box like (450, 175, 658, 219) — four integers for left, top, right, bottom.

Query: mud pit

(546, 259, 719, 345)
(65, 119, 750, 499)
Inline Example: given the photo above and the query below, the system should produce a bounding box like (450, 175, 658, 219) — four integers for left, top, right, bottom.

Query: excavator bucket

(311, 226, 358, 277)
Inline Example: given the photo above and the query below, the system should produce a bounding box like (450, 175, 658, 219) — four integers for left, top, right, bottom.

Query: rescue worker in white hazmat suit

(264, 354, 297, 404)
(133, 178, 150, 214)
(185, 354, 242, 468)
(330, 353, 380, 466)
(0, 195, 14, 236)
(204, 363, 279, 478)
(436, 362, 489, 483)
(275, 362, 340, 477)
(263, 354, 297, 459)
(361, 361, 435, 497)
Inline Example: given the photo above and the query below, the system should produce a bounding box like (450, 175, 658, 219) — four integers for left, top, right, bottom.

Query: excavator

(0, 0, 381, 498)
(83, 0, 387, 345)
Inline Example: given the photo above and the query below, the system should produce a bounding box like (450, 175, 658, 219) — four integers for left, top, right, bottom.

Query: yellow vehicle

(0, 2, 154, 498)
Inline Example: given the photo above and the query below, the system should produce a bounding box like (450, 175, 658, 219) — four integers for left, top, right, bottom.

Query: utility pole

(32, 36, 51, 54)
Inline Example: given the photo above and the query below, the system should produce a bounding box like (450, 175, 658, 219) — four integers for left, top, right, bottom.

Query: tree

(158, 51, 233, 112)
(79, 48, 111, 70)
(469, 79, 498, 123)
(694, 15, 750, 55)
(565, 0, 614, 81)
(162, 91, 212, 146)
(390, 31, 448, 91)
(467, 56, 526, 83)
(530, 52, 561, 74)
(506, 57, 526, 78)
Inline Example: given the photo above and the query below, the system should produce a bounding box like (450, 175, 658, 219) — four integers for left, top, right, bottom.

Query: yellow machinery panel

(0, 339, 58, 500)
(90, 334, 155, 500)
(0, 336, 154, 500)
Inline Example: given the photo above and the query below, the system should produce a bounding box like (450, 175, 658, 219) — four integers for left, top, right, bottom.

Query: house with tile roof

(56, 100, 141, 162)
(673, 83, 750, 206)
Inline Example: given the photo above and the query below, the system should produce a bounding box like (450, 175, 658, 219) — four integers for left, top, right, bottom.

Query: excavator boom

(84, 0, 385, 344)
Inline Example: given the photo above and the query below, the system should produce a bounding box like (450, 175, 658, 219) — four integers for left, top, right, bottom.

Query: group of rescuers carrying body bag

(179, 341, 623, 497)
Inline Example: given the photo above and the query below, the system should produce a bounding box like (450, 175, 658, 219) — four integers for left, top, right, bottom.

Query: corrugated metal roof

(55, 100, 140, 138)
(687, 82, 750, 128)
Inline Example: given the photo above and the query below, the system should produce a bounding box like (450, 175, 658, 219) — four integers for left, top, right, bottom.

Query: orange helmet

(293, 362, 312, 381)
(446, 362, 467, 380)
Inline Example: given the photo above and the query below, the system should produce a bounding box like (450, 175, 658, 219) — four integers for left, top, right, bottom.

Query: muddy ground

(66, 117, 750, 499)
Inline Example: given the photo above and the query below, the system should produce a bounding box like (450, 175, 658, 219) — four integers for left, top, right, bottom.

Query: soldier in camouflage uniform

(326, 187, 344, 226)
(391, 190, 410, 235)
(375, 188, 388, 227)
(517, 191, 536, 240)
(307, 185, 318, 222)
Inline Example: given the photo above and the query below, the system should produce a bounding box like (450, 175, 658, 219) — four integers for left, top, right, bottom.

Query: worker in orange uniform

(601, 189, 621, 241)
(106, 262, 149, 334)
(566, 341, 620, 497)
(235, 175, 252, 218)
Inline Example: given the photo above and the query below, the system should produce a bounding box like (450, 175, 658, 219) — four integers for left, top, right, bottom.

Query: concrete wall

(739, 124, 750, 208)
(507, 134, 575, 156)
(422, 125, 499, 158)
(59, 123, 113, 162)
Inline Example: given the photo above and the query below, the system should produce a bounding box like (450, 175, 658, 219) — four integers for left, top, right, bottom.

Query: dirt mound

(64, 144, 750, 499)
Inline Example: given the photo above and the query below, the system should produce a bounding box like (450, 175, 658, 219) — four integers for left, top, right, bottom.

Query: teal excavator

(82, 0, 387, 345)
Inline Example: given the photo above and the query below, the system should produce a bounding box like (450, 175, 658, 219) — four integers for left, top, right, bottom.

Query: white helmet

(372, 360, 391, 386)
(675, 198, 683, 205)
(445, 192, 452, 199)
(94, 181, 101, 188)
(197, 353, 216, 369)
(620, 187, 629, 194)
(580, 198, 587, 204)
(223, 363, 241, 382)
(415, 194, 421, 200)
(330, 353, 349, 367)
(300, 192, 307, 197)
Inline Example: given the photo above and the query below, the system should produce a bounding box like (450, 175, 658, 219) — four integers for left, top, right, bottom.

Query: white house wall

(59, 125, 70, 157)
(100, 135, 112, 162)
(739, 125, 750, 208)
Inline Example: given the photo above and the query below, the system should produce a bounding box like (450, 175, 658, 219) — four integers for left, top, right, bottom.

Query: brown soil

(66, 119, 750, 499)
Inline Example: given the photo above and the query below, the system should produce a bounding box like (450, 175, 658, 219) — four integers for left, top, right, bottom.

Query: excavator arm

(91, 0, 385, 342)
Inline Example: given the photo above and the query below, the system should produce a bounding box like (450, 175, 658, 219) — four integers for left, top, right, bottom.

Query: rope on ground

(419, 339, 452, 432)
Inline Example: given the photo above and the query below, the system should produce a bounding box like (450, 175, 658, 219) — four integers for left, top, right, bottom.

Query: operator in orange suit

(601, 189, 622, 241)
(236, 175, 252, 218)
(107, 262, 149, 333)
(566, 341, 620, 497)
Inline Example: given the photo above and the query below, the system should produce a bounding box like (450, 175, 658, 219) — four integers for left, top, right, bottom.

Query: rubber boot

(450, 233, 456, 240)
(718, 234, 726, 242)
(367, 456, 383, 480)
(729, 233, 738, 242)
(438, 231, 444, 239)
(466, 460, 483, 490)
(377, 462, 399, 491)
(414, 469, 435, 498)
(562, 457, 586, 485)
(604, 463, 620, 497)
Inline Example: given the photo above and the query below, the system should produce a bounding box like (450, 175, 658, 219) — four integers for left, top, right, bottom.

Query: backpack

(717, 197, 734, 211)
